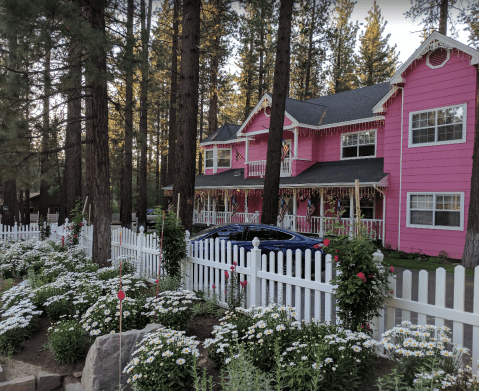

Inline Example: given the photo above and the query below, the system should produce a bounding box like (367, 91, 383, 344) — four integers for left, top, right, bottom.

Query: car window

(245, 228, 273, 241)
(228, 227, 245, 241)
(269, 230, 293, 241)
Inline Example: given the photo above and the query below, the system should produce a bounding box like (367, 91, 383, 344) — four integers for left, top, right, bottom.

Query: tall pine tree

(357, 1, 398, 87)
(327, 0, 358, 94)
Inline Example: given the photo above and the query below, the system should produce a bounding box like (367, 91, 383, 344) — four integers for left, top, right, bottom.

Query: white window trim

(340, 129, 377, 160)
(204, 149, 214, 170)
(406, 191, 464, 231)
(426, 48, 450, 69)
(408, 103, 467, 148)
(217, 148, 232, 169)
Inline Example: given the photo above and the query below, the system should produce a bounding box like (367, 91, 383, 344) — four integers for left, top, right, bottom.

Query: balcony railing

(247, 158, 292, 177)
(193, 210, 384, 242)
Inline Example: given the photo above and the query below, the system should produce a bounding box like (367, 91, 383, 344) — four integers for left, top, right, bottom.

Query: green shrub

(48, 319, 86, 363)
(155, 209, 186, 279)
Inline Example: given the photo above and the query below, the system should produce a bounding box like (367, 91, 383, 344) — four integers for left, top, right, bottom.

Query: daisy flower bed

(0, 237, 478, 391)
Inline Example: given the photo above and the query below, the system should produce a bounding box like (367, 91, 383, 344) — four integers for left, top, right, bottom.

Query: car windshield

(190, 226, 220, 240)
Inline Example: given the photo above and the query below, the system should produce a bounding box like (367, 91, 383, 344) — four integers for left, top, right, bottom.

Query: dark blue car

(190, 224, 325, 272)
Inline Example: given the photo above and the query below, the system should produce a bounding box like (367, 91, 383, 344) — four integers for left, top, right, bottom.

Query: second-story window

(217, 149, 231, 168)
(409, 104, 466, 147)
(341, 130, 376, 159)
(205, 150, 214, 169)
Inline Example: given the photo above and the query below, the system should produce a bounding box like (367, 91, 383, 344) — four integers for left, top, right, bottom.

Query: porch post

(292, 190, 297, 231)
(207, 192, 211, 226)
(382, 194, 386, 246)
(244, 190, 249, 220)
(349, 191, 354, 237)
(245, 137, 249, 162)
(293, 128, 298, 159)
(225, 192, 229, 223)
(319, 190, 324, 237)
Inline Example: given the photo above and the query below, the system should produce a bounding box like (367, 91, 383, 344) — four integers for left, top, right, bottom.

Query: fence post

(138, 225, 145, 271)
(13, 221, 17, 241)
(248, 237, 261, 307)
(373, 249, 384, 264)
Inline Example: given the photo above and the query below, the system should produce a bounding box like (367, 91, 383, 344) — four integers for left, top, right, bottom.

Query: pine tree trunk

(87, 0, 111, 267)
(156, 106, 160, 206)
(258, 7, 264, 101)
(25, 189, 30, 225)
(173, 0, 201, 232)
(462, 66, 479, 268)
(167, 0, 180, 187)
(2, 180, 16, 226)
(261, 0, 293, 225)
(65, 40, 83, 218)
(439, 0, 448, 35)
(39, 44, 51, 220)
(198, 82, 204, 174)
(84, 70, 94, 223)
(244, 44, 253, 121)
(304, 0, 315, 99)
(120, 0, 134, 229)
(138, 0, 153, 231)
(19, 189, 25, 226)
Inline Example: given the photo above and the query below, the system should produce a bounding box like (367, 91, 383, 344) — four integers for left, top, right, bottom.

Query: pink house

(165, 32, 479, 259)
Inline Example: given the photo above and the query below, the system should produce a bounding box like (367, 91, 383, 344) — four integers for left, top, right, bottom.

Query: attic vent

(264, 106, 271, 117)
(234, 170, 241, 177)
(426, 48, 450, 69)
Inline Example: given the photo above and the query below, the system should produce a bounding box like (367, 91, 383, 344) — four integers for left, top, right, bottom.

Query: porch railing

(248, 158, 292, 177)
(193, 210, 383, 242)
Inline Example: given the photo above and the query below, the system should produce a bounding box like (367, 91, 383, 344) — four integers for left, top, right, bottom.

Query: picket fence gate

(186, 236, 479, 373)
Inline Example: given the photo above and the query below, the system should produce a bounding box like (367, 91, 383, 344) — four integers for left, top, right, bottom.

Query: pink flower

(230, 265, 235, 271)
(335, 249, 339, 253)
(79, 223, 84, 227)
(74, 235, 77, 238)
(225, 271, 229, 280)
(391, 290, 394, 294)
(390, 266, 394, 273)
(323, 239, 330, 247)
(212, 284, 216, 289)
(240, 280, 247, 288)
(233, 261, 237, 267)
(357, 272, 366, 282)
(155, 279, 159, 283)
(367, 274, 374, 279)
(334, 256, 339, 262)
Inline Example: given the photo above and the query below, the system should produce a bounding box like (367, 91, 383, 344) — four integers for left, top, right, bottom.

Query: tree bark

(462, 66, 479, 268)
(167, 0, 180, 187)
(138, 0, 153, 231)
(25, 189, 30, 225)
(173, 0, 201, 232)
(84, 71, 94, 223)
(120, 0, 134, 229)
(39, 43, 51, 220)
(258, 6, 264, 101)
(64, 39, 83, 219)
(438, 0, 448, 35)
(261, 0, 293, 225)
(304, 0, 316, 99)
(207, 0, 222, 136)
(156, 106, 160, 206)
(2, 180, 16, 226)
(19, 189, 25, 225)
(244, 42, 253, 121)
(198, 79, 204, 174)
(87, 0, 111, 267)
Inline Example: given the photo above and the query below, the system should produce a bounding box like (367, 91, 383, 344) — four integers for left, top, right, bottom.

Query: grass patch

(384, 256, 474, 277)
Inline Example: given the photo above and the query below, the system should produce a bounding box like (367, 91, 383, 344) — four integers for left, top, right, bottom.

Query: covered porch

(165, 158, 389, 243)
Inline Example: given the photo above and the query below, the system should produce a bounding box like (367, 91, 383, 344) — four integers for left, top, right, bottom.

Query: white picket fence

(0, 222, 42, 241)
(186, 237, 479, 372)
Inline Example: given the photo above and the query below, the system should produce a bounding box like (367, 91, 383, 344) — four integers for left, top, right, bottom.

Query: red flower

(240, 280, 247, 288)
(225, 271, 229, 279)
(334, 256, 339, 262)
(212, 284, 216, 289)
(389, 266, 394, 273)
(155, 279, 159, 283)
(391, 290, 394, 294)
(357, 272, 366, 282)
(335, 249, 339, 253)
(79, 223, 84, 227)
(367, 274, 374, 279)
(230, 265, 235, 271)
(323, 239, 330, 247)
(233, 261, 237, 267)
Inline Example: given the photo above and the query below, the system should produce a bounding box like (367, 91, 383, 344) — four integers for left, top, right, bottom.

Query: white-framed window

(204, 149, 214, 169)
(339, 196, 375, 219)
(406, 192, 464, 230)
(341, 130, 376, 159)
(409, 103, 466, 147)
(217, 149, 231, 168)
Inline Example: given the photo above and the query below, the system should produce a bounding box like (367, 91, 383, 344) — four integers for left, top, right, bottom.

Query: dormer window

(204, 147, 231, 172)
(341, 130, 376, 160)
(217, 149, 231, 168)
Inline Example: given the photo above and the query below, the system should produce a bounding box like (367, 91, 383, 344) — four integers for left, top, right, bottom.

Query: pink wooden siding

(242, 110, 292, 134)
(384, 49, 476, 259)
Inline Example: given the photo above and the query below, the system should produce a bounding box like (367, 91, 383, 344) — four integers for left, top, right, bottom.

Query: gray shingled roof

(164, 158, 387, 189)
(200, 83, 391, 144)
(201, 123, 241, 143)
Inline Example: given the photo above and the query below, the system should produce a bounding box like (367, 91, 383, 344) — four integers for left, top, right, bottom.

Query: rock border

(0, 371, 82, 391)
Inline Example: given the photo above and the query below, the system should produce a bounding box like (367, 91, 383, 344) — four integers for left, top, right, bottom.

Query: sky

(351, 0, 470, 65)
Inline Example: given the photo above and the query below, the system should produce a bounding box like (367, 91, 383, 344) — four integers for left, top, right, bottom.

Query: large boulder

(81, 324, 162, 391)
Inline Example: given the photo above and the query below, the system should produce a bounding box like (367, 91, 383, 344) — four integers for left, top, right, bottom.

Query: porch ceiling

(164, 158, 388, 190)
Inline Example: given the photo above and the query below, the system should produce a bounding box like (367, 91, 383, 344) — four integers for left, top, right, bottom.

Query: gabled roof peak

(390, 31, 479, 85)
